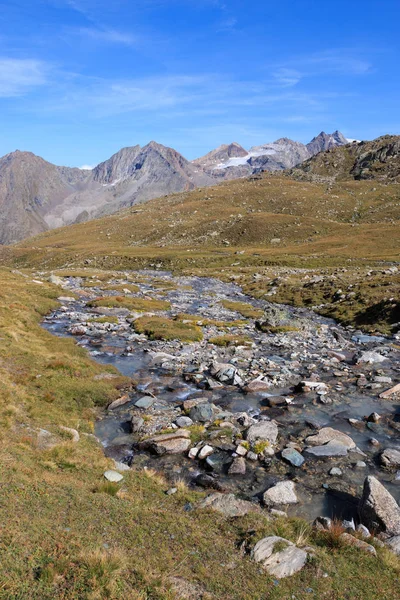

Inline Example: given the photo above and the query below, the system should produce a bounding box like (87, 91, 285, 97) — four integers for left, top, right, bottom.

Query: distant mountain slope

(290, 135, 400, 182)
(193, 131, 348, 180)
(0, 151, 90, 244)
(0, 130, 356, 244)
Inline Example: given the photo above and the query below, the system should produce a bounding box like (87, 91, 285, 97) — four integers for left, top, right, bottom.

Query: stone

(104, 470, 123, 482)
(305, 427, 355, 450)
(329, 467, 343, 476)
(263, 481, 298, 508)
(380, 383, 400, 399)
(245, 420, 278, 445)
(339, 533, 377, 556)
(49, 274, 64, 286)
(235, 444, 248, 457)
(243, 378, 272, 393)
(198, 444, 214, 460)
(281, 448, 304, 467)
(251, 536, 307, 579)
(355, 461, 367, 469)
(313, 516, 332, 531)
(228, 457, 246, 475)
(304, 442, 349, 457)
(108, 395, 131, 410)
(356, 524, 371, 538)
(198, 493, 260, 517)
(175, 416, 193, 428)
(386, 536, 400, 556)
(247, 451, 258, 461)
(381, 448, 400, 469)
(210, 361, 243, 386)
(134, 396, 154, 409)
(359, 476, 400, 536)
(139, 431, 191, 455)
(356, 351, 387, 365)
(189, 402, 214, 423)
(188, 447, 199, 459)
(131, 415, 145, 433)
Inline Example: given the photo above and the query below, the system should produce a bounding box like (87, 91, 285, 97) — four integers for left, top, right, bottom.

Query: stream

(42, 269, 400, 523)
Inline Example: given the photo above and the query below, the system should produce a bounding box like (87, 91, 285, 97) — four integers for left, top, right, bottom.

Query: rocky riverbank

(43, 269, 400, 545)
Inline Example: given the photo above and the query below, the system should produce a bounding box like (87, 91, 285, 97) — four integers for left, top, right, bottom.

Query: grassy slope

(0, 268, 400, 599)
(2, 171, 399, 333)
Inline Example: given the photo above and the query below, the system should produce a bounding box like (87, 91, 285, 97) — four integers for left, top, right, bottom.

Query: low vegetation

(221, 300, 264, 319)
(208, 334, 253, 347)
(133, 315, 203, 342)
(88, 295, 170, 312)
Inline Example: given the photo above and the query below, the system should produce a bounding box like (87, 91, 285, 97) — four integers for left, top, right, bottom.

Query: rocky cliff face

(193, 131, 348, 180)
(291, 135, 400, 182)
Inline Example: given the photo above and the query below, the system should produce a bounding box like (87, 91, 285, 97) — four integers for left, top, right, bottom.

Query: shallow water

(42, 270, 400, 522)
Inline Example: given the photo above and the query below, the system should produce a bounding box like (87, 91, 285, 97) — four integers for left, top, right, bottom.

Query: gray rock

(305, 442, 349, 457)
(329, 467, 343, 476)
(189, 402, 213, 423)
(339, 533, 377, 556)
(228, 457, 246, 475)
(175, 416, 193, 428)
(263, 481, 298, 507)
(359, 476, 400, 536)
(305, 427, 355, 450)
(252, 536, 307, 579)
(198, 492, 260, 517)
(134, 396, 154, 409)
(386, 535, 400, 556)
(356, 524, 371, 538)
(281, 447, 304, 467)
(104, 470, 123, 482)
(381, 448, 400, 469)
(131, 415, 145, 433)
(357, 351, 387, 365)
(245, 420, 278, 445)
(209, 361, 243, 385)
(139, 431, 191, 455)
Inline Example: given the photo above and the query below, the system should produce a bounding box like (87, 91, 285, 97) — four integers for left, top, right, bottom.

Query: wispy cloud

(272, 49, 372, 87)
(73, 26, 137, 46)
(0, 58, 49, 97)
(217, 16, 238, 33)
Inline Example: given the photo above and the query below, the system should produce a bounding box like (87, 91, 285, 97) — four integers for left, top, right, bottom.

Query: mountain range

(0, 130, 352, 244)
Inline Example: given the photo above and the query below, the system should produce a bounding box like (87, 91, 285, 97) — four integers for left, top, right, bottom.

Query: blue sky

(0, 0, 398, 167)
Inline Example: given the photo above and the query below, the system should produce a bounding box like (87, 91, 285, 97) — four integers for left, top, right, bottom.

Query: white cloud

(75, 27, 137, 46)
(79, 164, 94, 170)
(0, 58, 49, 97)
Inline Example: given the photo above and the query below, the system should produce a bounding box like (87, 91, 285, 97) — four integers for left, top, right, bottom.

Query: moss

(87, 316, 119, 324)
(133, 315, 203, 342)
(88, 295, 170, 312)
(208, 334, 253, 347)
(253, 440, 270, 454)
(221, 300, 264, 319)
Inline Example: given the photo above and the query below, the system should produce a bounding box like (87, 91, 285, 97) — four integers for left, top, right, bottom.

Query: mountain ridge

(0, 130, 354, 244)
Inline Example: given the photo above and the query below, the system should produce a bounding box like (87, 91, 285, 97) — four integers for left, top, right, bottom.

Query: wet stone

(281, 448, 305, 467)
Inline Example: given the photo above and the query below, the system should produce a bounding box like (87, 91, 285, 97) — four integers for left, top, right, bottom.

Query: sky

(0, 0, 398, 167)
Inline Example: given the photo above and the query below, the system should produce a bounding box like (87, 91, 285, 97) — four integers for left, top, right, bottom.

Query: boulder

(252, 536, 307, 579)
(189, 402, 213, 423)
(263, 481, 298, 508)
(198, 493, 260, 517)
(210, 362, 243, 386)
(339, 533, 377, 556)
(380, 448, 400, 469)
(228, 457, 246, 475)
(356, 351, 387, 365)
(281, 448, 304, 467)
(305, 427, 355, 450)
(139, 431, 191, 455)
(175, 416, 194, 428)
(134, 396, 154, 409)
(104, 470, 123, 482)
(304, 442, 349, 457)
(386, 536, 400, 556)
(359, 476, 400, 536)
(245, 420, 278, 445)
(131, 415, 145, 433)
